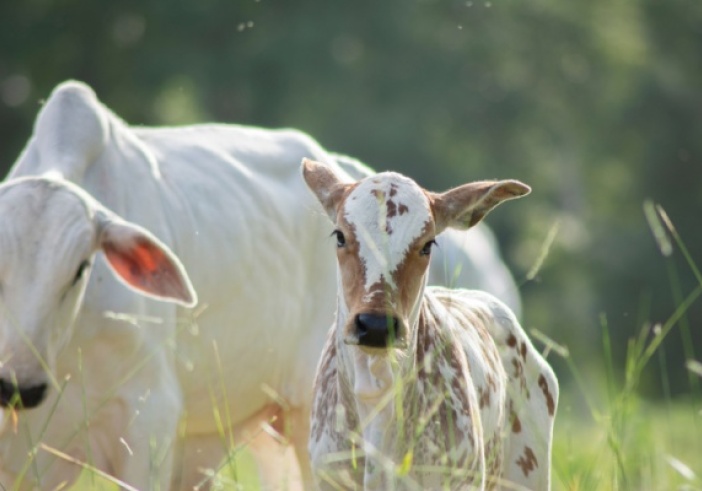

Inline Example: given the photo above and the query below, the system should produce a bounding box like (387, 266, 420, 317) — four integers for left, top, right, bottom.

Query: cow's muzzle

(353, 313, 403, 348)
(0, 378, 48, 409)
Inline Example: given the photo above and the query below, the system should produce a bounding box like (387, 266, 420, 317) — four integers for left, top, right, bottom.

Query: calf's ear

(301, 158, 350, 222)
(431, 180, 531, 232)
(98, 217, 198, 308)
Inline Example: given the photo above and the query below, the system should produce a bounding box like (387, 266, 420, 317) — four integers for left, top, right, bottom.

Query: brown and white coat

(302, 159, 558, 490)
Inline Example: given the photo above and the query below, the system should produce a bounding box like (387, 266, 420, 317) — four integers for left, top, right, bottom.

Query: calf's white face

(0, 177, 196, 409)
(328, 172, 435, 349)
(302, 158, 530, 351)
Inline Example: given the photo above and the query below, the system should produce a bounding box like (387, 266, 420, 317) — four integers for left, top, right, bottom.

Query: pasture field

(69, 389, 701, 490)
(66, 324, 701, 491)
(553, 392, 701, 491)
(66, 209, 702, 490)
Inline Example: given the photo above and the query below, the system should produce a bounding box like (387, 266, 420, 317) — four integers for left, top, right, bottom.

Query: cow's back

(127, 124, 343, 430)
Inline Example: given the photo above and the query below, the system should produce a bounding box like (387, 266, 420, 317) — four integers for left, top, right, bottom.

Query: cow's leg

(116, 385, 182, 490)
(172, 404, 303, 491)
(0, 466, 21, 490)
(0, 389, 148, 490)
(233, 404, 303, 491)
(171, 432, 228, 491)
(0, 381, 119, 490)
(287, 404, 314, 489)
(78, 343, 184, 491)
(172, 433, 302, 491)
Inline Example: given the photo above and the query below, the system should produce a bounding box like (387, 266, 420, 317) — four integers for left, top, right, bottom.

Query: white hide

(3, 81, 342, 491)
(0, 80, 523, 490)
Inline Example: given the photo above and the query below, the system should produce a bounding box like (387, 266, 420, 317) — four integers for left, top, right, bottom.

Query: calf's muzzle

(354, 313, 402, 348)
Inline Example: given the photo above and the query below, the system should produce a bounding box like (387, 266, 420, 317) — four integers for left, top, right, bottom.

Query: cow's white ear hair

(431, 179, 531, 233)
(301, 158, 350, 222)
(97, 213, 198, 307)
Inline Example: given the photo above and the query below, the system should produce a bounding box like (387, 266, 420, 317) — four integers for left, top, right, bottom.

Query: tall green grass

(25, 202, 702, 489)
(549, 202, 702, 491)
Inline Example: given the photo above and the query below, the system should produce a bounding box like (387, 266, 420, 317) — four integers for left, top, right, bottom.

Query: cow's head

(0, 177, 196, 409)
(302, 158, 529, 352)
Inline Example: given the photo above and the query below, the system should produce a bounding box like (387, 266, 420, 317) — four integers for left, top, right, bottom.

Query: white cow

(2, 81, 344, 490)
(0, 176, 197, 488)
(0, 80, 522, 490)
(302, 159, 558, 490)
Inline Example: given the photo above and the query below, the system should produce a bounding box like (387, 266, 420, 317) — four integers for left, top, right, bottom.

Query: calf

(303, 159, 558, 490)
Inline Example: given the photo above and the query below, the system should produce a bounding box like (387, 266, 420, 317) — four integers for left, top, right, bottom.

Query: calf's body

(303, 160, 558, 490)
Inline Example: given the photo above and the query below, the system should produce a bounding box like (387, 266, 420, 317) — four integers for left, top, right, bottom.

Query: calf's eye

(333, 230, 346, 248)
(420, 240, 436, 256)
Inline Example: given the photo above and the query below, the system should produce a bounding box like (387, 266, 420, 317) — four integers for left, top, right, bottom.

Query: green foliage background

(1, 0, 701, 400)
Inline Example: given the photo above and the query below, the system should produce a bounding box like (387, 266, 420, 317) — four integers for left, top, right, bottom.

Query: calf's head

(302, 158, 529, 351)
(0, 177, 196, 409)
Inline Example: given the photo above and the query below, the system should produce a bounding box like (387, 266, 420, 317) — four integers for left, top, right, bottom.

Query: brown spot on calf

(538, 374, 556, 416)
(386, 198, 398, 218)
(479, 386, 491, 409)
(511, 412, 521, 433)
(516, 446, 538, 477)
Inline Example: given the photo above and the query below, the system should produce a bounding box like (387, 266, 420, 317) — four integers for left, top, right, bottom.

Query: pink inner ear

(102, 236, 193, 304)
(104, 237, 165, 286)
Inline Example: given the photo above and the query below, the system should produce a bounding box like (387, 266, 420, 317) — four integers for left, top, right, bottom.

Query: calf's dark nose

(0, 378, 48, 409)
(355, 313, 401, 348)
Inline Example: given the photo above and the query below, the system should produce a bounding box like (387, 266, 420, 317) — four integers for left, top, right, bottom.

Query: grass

(71, 446, 262, 490)
(553, 395, 701, 491)
(546, 313, 702, 491)
(69, 395, 701, 490)
(550, 201, 702, 491)
(14, 201, 702, 490)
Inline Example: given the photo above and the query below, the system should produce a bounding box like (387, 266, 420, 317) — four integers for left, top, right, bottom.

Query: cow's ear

(301, 158, 350, 222)
(431, 180, 530, 233)
(98, 217, 197, 307)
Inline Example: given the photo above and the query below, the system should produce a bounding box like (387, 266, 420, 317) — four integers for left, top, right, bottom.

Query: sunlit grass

(66, 394, 701, 490)
(18, 202, 702, 490)
(553, 393, 701, 491)
(71, 446, 261, 491)
(551, 203, 702, 491)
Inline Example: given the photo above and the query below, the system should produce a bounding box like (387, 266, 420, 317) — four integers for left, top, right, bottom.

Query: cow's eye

(420, 239, 436, 256)
(332, 230, 346, 248)
(72, 260, 91, 286)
